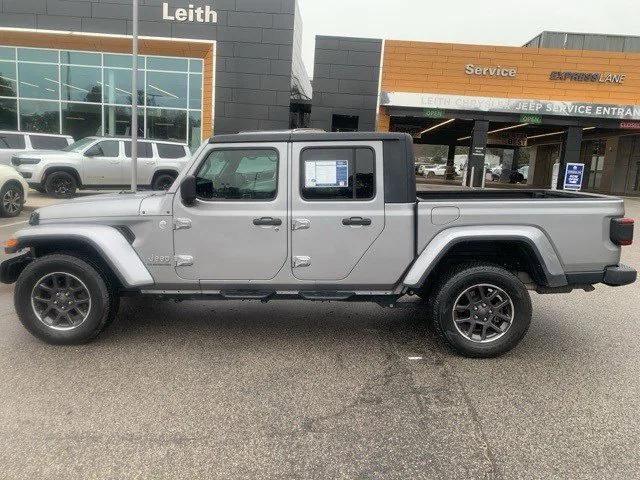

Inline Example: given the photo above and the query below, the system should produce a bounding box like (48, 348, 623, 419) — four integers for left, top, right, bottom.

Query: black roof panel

(209, 131, 411, 144)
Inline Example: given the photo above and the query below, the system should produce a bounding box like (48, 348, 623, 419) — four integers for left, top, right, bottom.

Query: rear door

(290, 141, 385, 281)
(172, 143, 288, 281)
(123, 140, 155, 186)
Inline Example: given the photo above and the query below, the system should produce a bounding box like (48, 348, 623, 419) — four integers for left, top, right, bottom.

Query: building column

(445, 145, 456, 180)
(556, 126, 583, 189)
(467, 120, 488, 187)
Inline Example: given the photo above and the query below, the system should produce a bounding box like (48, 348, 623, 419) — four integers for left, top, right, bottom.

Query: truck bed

(415, 188, 625, 275)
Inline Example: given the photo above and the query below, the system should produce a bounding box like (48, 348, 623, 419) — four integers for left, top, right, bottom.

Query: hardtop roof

(208, 130, 412, 144)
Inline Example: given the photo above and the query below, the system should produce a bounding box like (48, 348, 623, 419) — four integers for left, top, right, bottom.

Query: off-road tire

(429, 262, 532, 358)
(0, 181, 24, 217)
(14, 254, 116, 344)
(45, 171, 77, 198)
(152, 172, 177, 191)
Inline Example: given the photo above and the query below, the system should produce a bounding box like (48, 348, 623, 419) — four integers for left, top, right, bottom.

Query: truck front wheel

(430, 263, 532, 358)
(14, 254, 116, 344)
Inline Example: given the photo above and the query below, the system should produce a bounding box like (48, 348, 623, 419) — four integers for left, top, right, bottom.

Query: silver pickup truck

(1, 131, 636, 357)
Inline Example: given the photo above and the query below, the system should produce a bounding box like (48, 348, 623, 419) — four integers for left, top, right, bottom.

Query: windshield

(62, 137, 96, 152)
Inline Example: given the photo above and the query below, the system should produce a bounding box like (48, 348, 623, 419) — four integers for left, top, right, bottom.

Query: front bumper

(603, 264, 637, 287)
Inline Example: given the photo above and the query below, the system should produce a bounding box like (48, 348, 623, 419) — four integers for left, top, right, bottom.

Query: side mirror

(180, 175, 197, 206)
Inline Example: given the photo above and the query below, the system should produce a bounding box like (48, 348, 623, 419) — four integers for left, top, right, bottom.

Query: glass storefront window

(146, 108, 187, 142)
(61, 102, 101, 140)
(146, 71, 188, 109)
(60, 51, 101, 66)
(19, 100, 60, 133)
(0, 98, 17, 130)
(189, 59, 203, 73)
(18, 63, 59, 100)
(0, 45, 203, 146)
(17, 48, 58, 63)
(104, 54, 132, 69)
(61, 65, 101, 103)
(189, 74, 202, 109)
(147, 57, 188, 72)
(102, 68, 144, 105)
(104, 105, 143, 137)
(188, 110, 202, 151)
(0, 62, 17, 97)
(0, 47, 15, 62)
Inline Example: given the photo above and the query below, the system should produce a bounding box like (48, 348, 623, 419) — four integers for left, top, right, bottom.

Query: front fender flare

(9, 224, 154, 288)
(403, 225, 567, 289)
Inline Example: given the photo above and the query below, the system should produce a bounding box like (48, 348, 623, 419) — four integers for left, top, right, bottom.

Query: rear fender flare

(403, 225, 567, 288)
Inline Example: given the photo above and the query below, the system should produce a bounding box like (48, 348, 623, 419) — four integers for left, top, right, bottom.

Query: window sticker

(304, 160, 349, 188)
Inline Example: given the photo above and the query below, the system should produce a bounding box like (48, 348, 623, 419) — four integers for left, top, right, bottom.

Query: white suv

(12, 136, 190, 198)
(0, 164, 29, 217)
(0, 131, 73, 166)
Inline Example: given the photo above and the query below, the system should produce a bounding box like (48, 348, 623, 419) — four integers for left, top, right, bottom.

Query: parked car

(421, 164, 447, 178)
(12, 136, 190, 198)
(0, 164, 29, 217)
(1, 131, 635, 358)
(0, 131, 73, 166)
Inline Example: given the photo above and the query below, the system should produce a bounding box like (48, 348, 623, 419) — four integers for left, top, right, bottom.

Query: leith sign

(162, 3, 217, 23)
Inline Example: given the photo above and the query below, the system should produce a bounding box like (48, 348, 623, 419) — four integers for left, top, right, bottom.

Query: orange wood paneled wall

(0, 30, 214, 139)
(380, 40, 640, 130)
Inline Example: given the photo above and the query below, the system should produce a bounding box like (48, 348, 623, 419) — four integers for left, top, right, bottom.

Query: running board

(220, 290, 275, 300)
(298, 291, 355, 301)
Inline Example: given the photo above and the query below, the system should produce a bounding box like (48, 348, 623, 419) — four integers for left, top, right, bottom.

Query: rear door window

(300, 147, 375, 201)
(124, 141, 153, 158)
(29, 135, 69, 150)
(0, 133, 25, 149)
(157, 143, 186, 159)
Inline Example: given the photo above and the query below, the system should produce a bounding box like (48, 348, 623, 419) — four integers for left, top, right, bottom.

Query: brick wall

(382, 40, 640, 105)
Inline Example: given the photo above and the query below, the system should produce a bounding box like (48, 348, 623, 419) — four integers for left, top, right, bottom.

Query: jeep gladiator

(1, 131, 636, 357)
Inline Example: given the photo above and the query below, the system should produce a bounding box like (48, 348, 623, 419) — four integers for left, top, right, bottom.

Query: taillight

(610, 217, 634, 246)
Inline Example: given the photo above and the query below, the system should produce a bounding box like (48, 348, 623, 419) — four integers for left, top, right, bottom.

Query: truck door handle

(253, 217, 282, 226)
(342, 217, 372, 226)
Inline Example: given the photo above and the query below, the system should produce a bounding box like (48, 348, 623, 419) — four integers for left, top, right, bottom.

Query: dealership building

(0, 0, 639, 195)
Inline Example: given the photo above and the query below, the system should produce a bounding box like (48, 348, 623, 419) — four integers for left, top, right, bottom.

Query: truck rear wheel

(430, 263, 532, 358)
(14, 254, 116, 345)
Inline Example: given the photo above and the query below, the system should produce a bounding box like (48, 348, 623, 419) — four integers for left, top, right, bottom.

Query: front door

(82, 140, 123, 185)
(290, 141, 385, 281)
(173, 144, 288, 281)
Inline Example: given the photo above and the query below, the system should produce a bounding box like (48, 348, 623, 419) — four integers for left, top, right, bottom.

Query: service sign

(563, 163, 585, 191)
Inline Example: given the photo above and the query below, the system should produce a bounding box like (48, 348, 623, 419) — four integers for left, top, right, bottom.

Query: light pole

(130, 0, 139, 192)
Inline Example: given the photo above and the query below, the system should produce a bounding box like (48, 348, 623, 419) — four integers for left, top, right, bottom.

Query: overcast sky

(297, 0, 639, 77)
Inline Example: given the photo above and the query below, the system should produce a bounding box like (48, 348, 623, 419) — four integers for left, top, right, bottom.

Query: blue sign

(336, 160, 348, 187)
(563, 163, 585, 191)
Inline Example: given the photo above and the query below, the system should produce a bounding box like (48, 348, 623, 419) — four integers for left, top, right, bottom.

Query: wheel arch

(42, 166, 82, 187)
(404, 226, 567, 290)
(7, 225, 153, 289)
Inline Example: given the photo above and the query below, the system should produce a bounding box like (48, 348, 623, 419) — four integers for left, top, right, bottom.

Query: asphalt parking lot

(0, 192, 639, 479)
